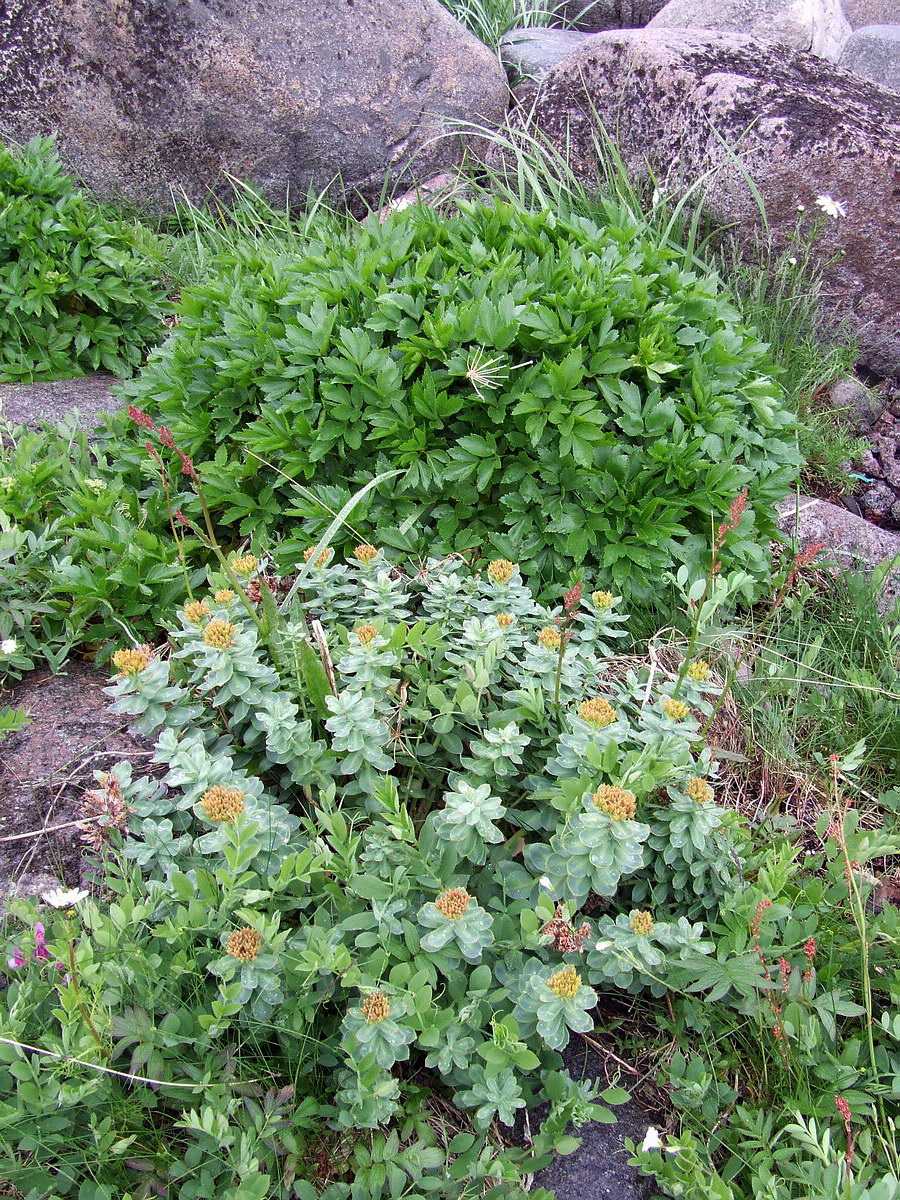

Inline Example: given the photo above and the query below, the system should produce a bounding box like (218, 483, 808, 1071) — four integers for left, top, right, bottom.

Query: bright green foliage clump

(123, 199, 799, 599)
(0, 137, 166, 381)
(0, 552, 739, 1196)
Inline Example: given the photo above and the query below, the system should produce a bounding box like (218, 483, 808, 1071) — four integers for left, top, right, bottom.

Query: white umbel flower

(815, 194, 847, 219)
(42, 887, 89, 908)
(0, 639, 16, 655)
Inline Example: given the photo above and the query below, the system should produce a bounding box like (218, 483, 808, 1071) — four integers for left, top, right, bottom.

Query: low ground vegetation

(0, 139, 897, 1200)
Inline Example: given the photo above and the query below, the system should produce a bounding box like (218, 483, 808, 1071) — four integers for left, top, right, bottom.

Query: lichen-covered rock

(649, 0, 851, 60)
(517, 30, 900, 375)
(0, 0, 508, 213)
(840, 24, 900, 89)
(843, 0, 900, 28)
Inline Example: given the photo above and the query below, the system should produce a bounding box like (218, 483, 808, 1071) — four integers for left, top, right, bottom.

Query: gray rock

(501, 28, 592, 78)
(777, 494, 900, 609)
(826, 375, 884, 432)
(873, 433, 900, 486)
(649, 0, 851, 59)
(858, 448, 884, 476)
(892, 497, 900, 520)
(0, 0, 509, 213)
(843, 0, 900, 28)
(556, 0, 670, 29)
(861, 480, 897, 516)
(0, 373, 121, 431)
(517, 30, 900, 377)
(840, 25, 900, 89)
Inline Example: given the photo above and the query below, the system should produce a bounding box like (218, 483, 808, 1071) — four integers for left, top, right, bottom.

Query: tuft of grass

(733, 563, 900, 804)
(438, 0, 569, 48)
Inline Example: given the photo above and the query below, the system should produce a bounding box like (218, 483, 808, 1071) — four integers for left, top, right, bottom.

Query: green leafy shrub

(0, 136, 166, 381)
(0, 419, 201, 676)
(123, 198, 799, 600)
(0, 550, 740, 1196)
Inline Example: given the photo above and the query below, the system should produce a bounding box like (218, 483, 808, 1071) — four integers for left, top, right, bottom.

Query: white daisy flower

(42, 887, 89, 908)
(815, 194, 847, 219)
(0, 639, 16, 655)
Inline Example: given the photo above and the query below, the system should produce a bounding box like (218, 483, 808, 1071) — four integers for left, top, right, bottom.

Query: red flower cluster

(128, 406, 197, 481)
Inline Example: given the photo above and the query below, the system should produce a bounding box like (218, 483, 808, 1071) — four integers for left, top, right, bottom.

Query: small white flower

(815, 194, 847, 219)
(651, 186, 663, 207)
(0, 639, 16, 655)
(42, 887, 89, 908)
(788, 256, 797, 265)
(641, 1127, 663, 1153)
(796, 203, 805, 212)
(539, 876, 553, 890)
(594, 939, 612, 952)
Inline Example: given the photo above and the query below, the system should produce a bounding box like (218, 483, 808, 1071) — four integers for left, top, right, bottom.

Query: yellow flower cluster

(593, 785, 637, 821)
(686, 777, 713, 805)
(203, 620, 237, 649)
(214, 588, 235, 604)
(578, 697, 617, 728)
(547, 965, 581, 1000)
(630, 910, 654, 936)
(362, 991, 391, 1023)
(687, 659, 710, 682)
(226, 927, 261, 962)
(355, 624, 379, 646)
(112, 645, 153, 677)
(200, 786, 246, 823)
(303, 545, 333, 568)
(487, 559, 516, 585)
(435, 888, 471, 920)
(496, 612, 514, 628)
(230, 554, 258, 576)
(538, 626, 562, 650)
(591, 590, 614, 611)
(183, 599, 210, 624)
(354, 543, 379, 563)
(662, 697, 691, 722)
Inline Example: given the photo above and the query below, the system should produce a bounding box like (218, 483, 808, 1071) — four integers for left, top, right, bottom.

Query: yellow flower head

(203, 620, 237, 649)
(538, 626, 562, 650)
(435, 888, 471, 920)
(630, 910, 654, 937)
(183, 599, 210, 624)
(355, 624, 379, 646)
(547, 965, 581, 1000)
(591, 590, 614, 612)
(201, 785, 245, 823)
(303, 545, 333, 568)
(578, 697, 617, 728)
(686, 777, 714, 805)
(496, 612, 514, 628)
(362, 991, 390, 1023)
(214, 588, 235, 605)
(487, 559, 516, 585)
(112, 645, 153, 677)
(230, 554, 258, 577)
(662, 697, 691, 722)
(593, 785, 637, 821)
(687, 659, 710, 683)
(354, 543, 379, 564)
(226, 927, 261, 962)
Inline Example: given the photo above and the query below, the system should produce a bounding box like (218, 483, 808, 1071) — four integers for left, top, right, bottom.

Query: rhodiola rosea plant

(0, 542, 742, 1197)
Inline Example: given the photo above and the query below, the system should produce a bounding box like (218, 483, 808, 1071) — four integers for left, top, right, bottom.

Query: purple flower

(33, 922, 51, 961)
(7, 948, 26, 969)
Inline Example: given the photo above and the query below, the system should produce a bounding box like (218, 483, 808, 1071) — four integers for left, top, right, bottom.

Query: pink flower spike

(7, 948, 26, 969)
(33, 923, 51, 960)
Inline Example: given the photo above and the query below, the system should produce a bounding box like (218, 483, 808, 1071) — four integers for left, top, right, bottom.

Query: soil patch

(0, 662, 149, 910)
